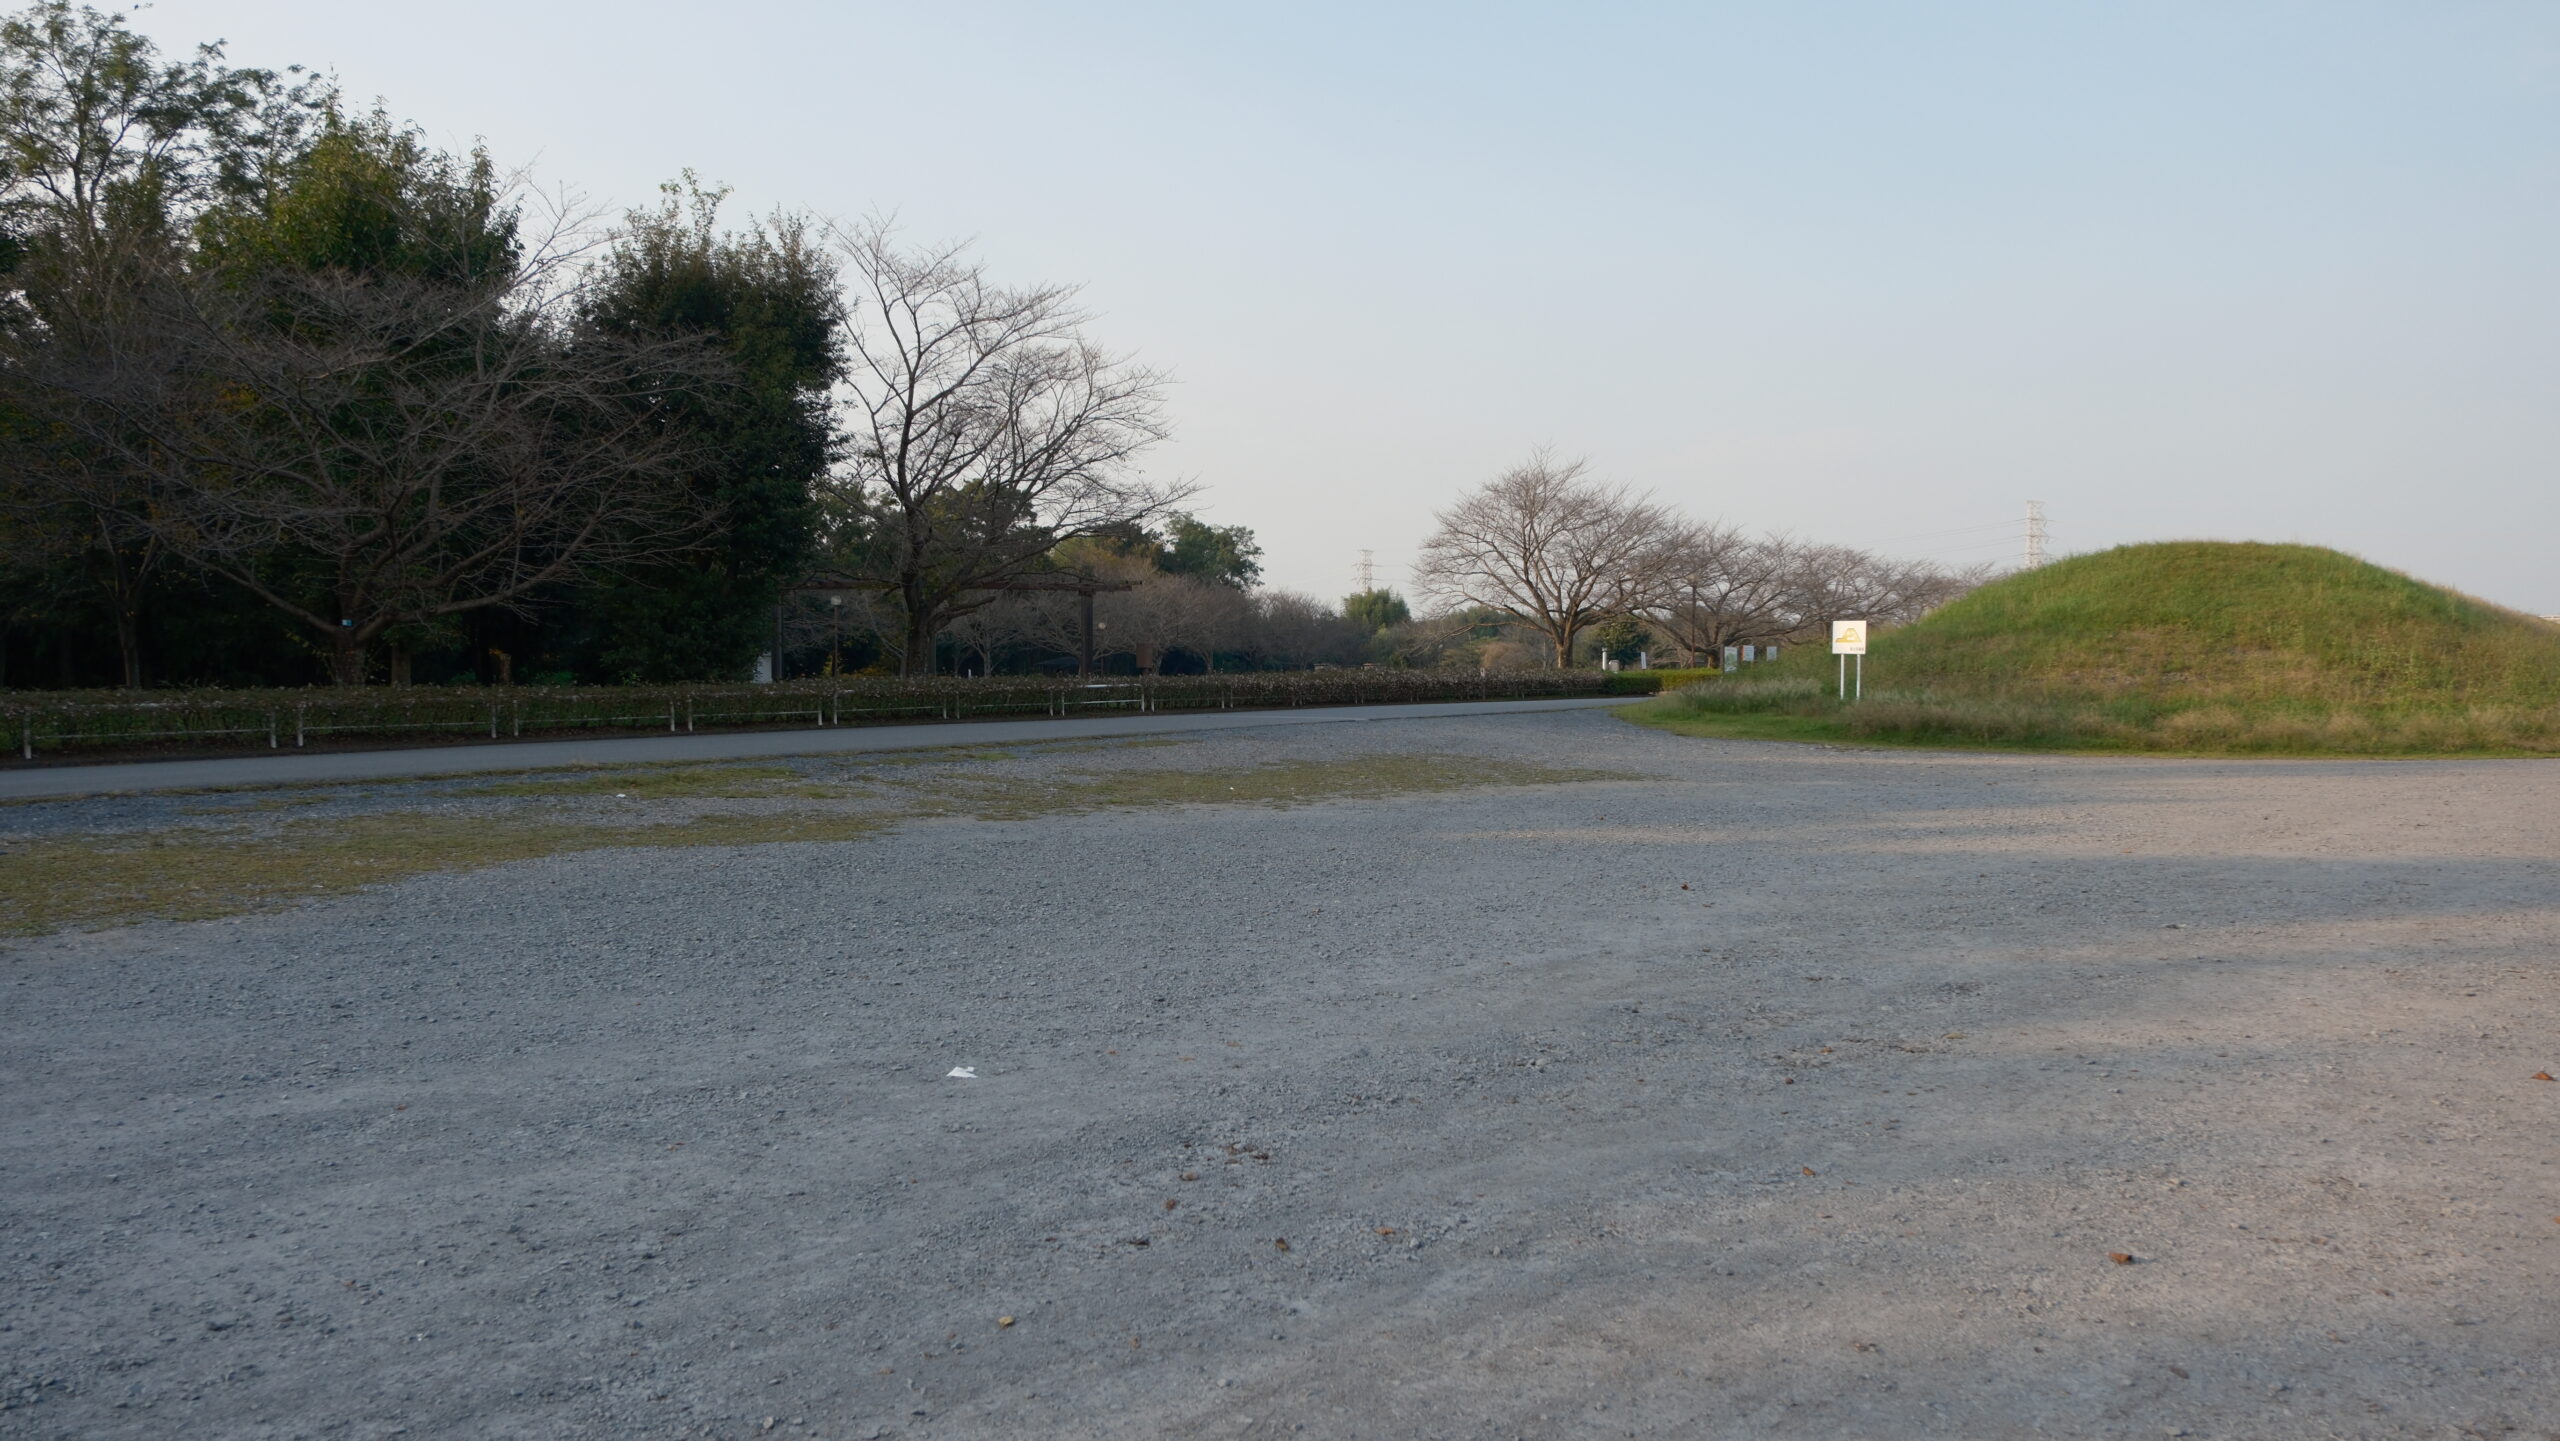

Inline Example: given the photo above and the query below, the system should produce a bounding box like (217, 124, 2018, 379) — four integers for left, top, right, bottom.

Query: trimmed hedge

(1, 670, 1622, 760)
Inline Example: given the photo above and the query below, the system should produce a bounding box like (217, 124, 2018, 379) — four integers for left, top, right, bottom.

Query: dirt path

(3, 712, 2555, 1439)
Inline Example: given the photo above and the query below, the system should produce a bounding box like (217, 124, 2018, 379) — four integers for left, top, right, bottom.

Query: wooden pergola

(790, 573, 1136, 675)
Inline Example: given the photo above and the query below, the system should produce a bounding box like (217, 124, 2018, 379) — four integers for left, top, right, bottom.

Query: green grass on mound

(1627, 542, 2560, 756)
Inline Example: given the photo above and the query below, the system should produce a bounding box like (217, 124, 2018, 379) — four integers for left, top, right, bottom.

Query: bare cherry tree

(1098, 572, 1250, 673)
(1412, 451, 1686, 667)
(1238, 590, 1366, 670)
(828, 221, 1188, 675)
(1775, 543, 1989, 639)
(1649, 524, 1798, 663)
(0, 325, 183, 685)
(941, 590, 1043, 677)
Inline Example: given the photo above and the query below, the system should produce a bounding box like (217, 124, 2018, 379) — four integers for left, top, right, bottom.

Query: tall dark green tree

(567, 177, 841, 681)
(1342, 586, 1409, 632)
(1154, 512, 1260, 588)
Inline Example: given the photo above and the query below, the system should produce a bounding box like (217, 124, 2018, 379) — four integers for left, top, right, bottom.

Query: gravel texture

(4, 709, 2557, 1439)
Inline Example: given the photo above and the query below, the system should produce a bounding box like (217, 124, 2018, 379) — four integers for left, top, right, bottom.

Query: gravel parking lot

(4, 709, 2557, 1439)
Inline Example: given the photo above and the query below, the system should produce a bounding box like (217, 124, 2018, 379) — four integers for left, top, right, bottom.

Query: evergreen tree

(1342, 587, 1410, 632)
(1155, 512, 1260, 588)
(566, 177, 841, 680)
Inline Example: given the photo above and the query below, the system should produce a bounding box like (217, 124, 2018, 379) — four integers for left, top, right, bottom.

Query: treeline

(0, 3, 1210, 689)
(0, 5, 1984, 693)
(1409, 452, 1988, 669)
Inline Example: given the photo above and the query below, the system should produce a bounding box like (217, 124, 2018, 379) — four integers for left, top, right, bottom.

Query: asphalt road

(0, 695, 1635, 800)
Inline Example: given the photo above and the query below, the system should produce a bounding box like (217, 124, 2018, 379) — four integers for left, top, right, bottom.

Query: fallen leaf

(2533, 1072, 2554, 1082)
(1273, 1238, 1290, 1252)
(1801, 1167, 1817, 1176)
(997, 1316, 1015, 1328)
(1852, 1341, 1877, 1353)
(1680, 883, 1690, 890)
(394, 1104, 408, 1112)
(2109, 1252, 2136, 1265)
(1375, 1227, 1397, 1236)
(1163, 1199, 1179, 1211)
(1180, 1172, 1200, 1182)
(1943, 1032, 1967, 1040)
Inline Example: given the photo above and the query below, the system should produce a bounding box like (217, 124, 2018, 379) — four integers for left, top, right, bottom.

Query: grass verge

(2, 753, 1627, 937)
(1624, 677, 2560, 756)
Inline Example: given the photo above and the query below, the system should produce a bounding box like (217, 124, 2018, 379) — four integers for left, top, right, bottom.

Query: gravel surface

(4, 709, 2557, 1440)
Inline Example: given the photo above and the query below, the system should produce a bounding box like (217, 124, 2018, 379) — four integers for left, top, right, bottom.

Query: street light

(829, 595, 843, 676)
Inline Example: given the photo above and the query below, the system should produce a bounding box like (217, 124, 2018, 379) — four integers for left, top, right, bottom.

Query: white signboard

(1830, 620, 1868, 655)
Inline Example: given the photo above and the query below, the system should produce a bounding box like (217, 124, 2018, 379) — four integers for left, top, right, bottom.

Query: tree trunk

(389, 646, 412, 687)
(329, 628, 367, 686)
(903, 611, 935, 677)
(898, 577, 933, 677)
(111, 605, 142, 689)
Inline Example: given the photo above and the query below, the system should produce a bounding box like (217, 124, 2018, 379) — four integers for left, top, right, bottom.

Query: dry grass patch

(462, 763, 809, 799)
(2, 750, 1628, 937)
(0, 810, 891, 937)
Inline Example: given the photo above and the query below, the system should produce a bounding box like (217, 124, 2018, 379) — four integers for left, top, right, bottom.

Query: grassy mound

(1629, 542, 2560, 755)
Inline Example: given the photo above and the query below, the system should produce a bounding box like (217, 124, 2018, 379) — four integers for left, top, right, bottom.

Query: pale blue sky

(137, 2, 2560, 609)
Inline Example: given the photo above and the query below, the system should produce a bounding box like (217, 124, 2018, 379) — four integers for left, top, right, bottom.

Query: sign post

(1830, 619, 1867, 700)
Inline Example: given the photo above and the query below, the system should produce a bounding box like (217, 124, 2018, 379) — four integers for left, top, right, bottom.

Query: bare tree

(942, 590, 1039, 676)
(1649, 524, 1797, 663)
(1412, 451, 1685, 666)
(0, 335, 180, 685)
(0, 2, 328, 685)
(1774, 543, 1990, 640)
(1098, 572, 1249, 673)
(1238, 590, 1366, 670)
(827, 221, 1187, 675)
(55, 267, 720, 684)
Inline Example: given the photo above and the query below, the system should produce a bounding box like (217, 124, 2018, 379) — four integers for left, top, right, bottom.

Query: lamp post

(829, 595, 842, 677)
